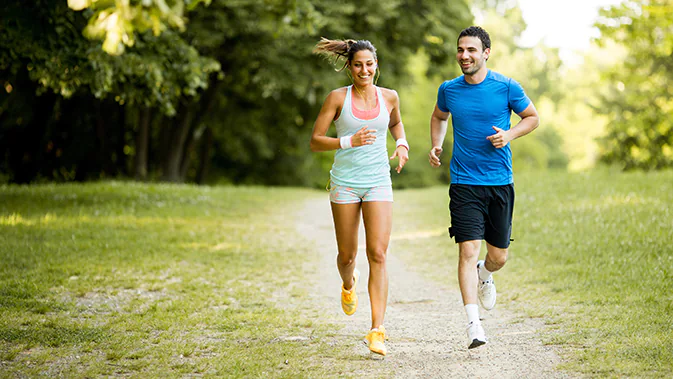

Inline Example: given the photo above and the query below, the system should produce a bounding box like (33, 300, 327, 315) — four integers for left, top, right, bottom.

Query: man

(428, 26, 539, 349)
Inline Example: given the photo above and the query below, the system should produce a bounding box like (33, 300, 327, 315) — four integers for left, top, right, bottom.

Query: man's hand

(486, 126, 512, 148)
(428, 146, 443, 167)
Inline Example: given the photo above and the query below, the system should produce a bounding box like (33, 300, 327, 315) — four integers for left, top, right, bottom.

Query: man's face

(456, 36, 490, 76)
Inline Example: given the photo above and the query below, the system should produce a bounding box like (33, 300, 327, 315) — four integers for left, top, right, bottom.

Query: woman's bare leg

(361, 201, 392, 329)
(330, 202, 361, 290)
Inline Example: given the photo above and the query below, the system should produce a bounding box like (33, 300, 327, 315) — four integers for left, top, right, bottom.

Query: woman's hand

(390, 145, 409, 173)
(350, 126, 376, 147)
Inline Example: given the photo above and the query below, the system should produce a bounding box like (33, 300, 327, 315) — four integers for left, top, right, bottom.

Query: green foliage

(0, 1, 219, 113)
(596, 0, 673, 170)
(89, 31, 220, 115)
(0, 0, 474, 185)
(68, 0, 211, 55)
(183, 0, 473, 186)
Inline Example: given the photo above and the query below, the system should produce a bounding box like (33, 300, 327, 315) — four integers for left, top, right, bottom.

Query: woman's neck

(352, 84, 376, 111)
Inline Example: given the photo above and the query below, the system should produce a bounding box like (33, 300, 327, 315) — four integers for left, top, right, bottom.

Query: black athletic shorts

(448, 183, 515, 249)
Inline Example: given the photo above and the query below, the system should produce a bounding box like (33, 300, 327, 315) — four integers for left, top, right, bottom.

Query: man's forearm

(431, 116, 448, 147)
(509, 115, 539, 140)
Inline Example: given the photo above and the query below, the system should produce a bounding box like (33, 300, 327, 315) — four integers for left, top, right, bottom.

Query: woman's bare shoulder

(378, 87, 399, 101)
(378, 87, 400, 109)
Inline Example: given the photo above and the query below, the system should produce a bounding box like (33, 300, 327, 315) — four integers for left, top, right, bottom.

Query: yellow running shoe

(364, 326, 387, 356)
(341, 268, 359, 316)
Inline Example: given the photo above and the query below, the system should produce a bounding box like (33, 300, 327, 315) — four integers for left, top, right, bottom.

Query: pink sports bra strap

(351, 88, 381, 120)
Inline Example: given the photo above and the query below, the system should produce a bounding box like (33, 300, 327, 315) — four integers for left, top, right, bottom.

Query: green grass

(392, 169, 673, 378)
(0, 182, 349, 378)
(1, 170, 672, 377)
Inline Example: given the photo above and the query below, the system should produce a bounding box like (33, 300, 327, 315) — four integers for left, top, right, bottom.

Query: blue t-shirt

(437, 70, 531, 185)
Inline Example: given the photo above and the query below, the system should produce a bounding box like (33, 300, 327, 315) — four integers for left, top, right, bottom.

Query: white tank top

(330, 86, 391, 187)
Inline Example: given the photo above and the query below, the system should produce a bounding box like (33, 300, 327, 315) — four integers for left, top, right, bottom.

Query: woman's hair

(313, 38, 377, 71)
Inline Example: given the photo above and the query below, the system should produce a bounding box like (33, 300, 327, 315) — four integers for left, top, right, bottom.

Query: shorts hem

(330, 200, 361, 204)
(453, 235, 484, 244)
(484, 238, 511, 249)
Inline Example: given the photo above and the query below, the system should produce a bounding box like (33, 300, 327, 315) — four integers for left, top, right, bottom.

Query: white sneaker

(466, 321, 487, 349)
(477, 261, 496, 311)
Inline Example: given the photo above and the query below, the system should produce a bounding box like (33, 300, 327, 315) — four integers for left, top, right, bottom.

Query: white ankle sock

(478, 261, 493, 282)
(465, 304, 480, 324)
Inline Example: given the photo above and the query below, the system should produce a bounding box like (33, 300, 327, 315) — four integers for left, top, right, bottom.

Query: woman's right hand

(350, 126, 376, 147)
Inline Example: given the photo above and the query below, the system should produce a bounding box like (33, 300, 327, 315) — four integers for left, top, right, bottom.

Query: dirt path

(297, 196, 571, 378)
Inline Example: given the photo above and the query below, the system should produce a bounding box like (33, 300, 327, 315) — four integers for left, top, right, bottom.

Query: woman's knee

(366, 247, 387, 265)
(336, 251, 357, 267)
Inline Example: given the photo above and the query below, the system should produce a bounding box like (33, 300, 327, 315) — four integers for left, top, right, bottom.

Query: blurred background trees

(595, 0, 673, 170)
(0, 0, 670, 186)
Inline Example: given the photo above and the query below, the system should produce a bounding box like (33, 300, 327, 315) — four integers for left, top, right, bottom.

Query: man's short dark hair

(458, 26, 491, 51)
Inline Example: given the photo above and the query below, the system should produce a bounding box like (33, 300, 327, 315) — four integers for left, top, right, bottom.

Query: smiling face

(456, 36, 490, 76)
(348, 50, 378, 86)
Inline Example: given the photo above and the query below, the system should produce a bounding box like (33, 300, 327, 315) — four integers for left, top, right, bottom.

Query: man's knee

(458, 241, 481, 261)
(486, 248, 508, 269)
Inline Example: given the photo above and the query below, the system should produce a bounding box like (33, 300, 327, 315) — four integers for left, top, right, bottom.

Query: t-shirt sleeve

(508, 78, 531, 114)
(436, 81, 450, 113)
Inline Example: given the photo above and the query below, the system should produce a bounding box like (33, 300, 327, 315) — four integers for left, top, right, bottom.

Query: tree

(0, 0, 474, 185)
(1, 0, 219, 182)
(154, 0, 474, 185)
(67, 0, 211, 55)
(596, 0, 673, 170)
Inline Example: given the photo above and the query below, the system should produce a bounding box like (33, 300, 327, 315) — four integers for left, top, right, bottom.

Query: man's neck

(464, 68, 488, 85)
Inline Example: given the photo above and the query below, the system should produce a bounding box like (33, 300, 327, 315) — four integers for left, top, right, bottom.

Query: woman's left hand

(390, 145, 409, 174)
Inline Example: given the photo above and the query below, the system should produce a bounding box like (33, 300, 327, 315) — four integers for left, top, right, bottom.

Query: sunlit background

(1, 0, 670, 186)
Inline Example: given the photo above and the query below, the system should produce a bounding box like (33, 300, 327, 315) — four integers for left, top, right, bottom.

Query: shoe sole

(363, 339, 386, 356)
(468, 339, 487, 349)
(479, 301, 495, 311)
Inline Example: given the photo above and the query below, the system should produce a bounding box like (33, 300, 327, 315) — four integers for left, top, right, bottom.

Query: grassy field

(0, 183, 345, 378)
(392, 169, 673, 378)
(1, 169, 672, 377)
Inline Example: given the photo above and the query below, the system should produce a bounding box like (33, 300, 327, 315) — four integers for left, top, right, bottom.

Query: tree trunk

(95, 103, 107, 174)
(180, 78, 222, 183)
(179, 122, 200, 181)
(115, 105, 128, 176)
(8, 89, 56, 183)
(161, 104, 192, 182)
(195, 126, 213, 184)
(134, 107, 151, 180)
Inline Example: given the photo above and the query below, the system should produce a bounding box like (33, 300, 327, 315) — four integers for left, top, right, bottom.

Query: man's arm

(487, 103, 540, 149)
(429, 104, 450, 167)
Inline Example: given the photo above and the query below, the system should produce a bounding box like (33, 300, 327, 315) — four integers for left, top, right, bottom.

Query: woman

(310, 38, 409, 356)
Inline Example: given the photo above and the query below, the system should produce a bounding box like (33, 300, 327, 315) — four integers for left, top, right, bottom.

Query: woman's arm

(309, 90, 342, 152)
(310, 89, 377, 152)
(384, 88, 409, 173)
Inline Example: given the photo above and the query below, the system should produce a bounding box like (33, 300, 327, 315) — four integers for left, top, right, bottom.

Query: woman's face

(348, 50, 377, 86)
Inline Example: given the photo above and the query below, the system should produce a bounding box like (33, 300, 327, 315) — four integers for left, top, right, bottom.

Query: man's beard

(461, 61, 482, 75)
